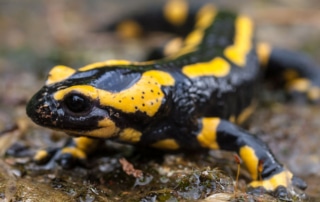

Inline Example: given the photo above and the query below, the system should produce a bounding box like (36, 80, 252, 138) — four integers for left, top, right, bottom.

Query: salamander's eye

(63, 93, 92, 114)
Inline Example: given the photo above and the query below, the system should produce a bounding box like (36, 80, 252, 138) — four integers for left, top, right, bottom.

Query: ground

(0, 0, 320, 201)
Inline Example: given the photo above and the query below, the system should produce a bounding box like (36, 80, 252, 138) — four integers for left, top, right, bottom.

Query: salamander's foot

(33, 137, 99, 169)
(33, 146, 88, 169)
(247, 170, 307, 199)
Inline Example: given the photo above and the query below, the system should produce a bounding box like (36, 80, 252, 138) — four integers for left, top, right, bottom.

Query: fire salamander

(26, 0, 320, 196)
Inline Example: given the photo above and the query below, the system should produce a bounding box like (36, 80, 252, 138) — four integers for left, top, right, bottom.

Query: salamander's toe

(292, 175, 307, 190)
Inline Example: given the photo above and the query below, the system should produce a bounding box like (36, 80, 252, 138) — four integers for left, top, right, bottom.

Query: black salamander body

(27, 0, 320, 195)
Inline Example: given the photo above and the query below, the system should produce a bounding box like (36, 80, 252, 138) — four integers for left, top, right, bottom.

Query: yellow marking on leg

(224, 16, 253, 67)
(182, 57, 230, 78)
(163, 0, 188, 26)
(250, 170, 293, 191)
(257, 42, 272, 67)
(151, 138, 180, 150)
(116, 20, 142, 39)
(163, 37, 183, 56)
(53, 70, 174, 117)
(33, 150, 49, 162)
(240, 145, 258, 180)
(197, 117, 220, 150)
(119, 128, 142, 143)
(74, 137, 99, 153)
(286, 78, 311, 92)
(46, 65, 76, 85)
(61, 147, 86, 159)
(195, 4, 217, 29)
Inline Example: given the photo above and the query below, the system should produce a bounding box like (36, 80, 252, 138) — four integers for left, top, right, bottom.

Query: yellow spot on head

(116, 20, 142, 39)
(53, 70, 174, 117)
(46, 65, 76, 85)
(197, 118, 220, 150)
(182, 57, 230, 78)
(240, 145, 259, 180)
(250, 170, 293, 191)
(224, 16, 254, 67)
(151, 139, 180, 150)
(257, 42, 271, 67)
(164, 0, 188, 26)
(119, 128, 142, 143)
(143, 70, 175, 86)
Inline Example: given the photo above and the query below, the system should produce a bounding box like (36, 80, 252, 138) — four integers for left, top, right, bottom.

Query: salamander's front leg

(196, 117, 307, 194)
(34, 137, 100, 168)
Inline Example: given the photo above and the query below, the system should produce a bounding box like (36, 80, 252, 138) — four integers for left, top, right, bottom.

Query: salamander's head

(26, 61, 175, 139)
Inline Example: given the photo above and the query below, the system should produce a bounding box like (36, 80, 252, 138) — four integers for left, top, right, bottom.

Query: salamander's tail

(257, 43, 320, 103)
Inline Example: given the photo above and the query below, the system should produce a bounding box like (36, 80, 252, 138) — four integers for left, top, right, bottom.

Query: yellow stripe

(182, 57, 230, 78)
(195, 4, 216, 29)
(196, 117, 220, 150)
(171, 4, 217, 58)
(224, 16, 253, 67)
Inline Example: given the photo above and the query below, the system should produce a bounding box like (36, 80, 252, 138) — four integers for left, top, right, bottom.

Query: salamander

(26, 0, 320, 196)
